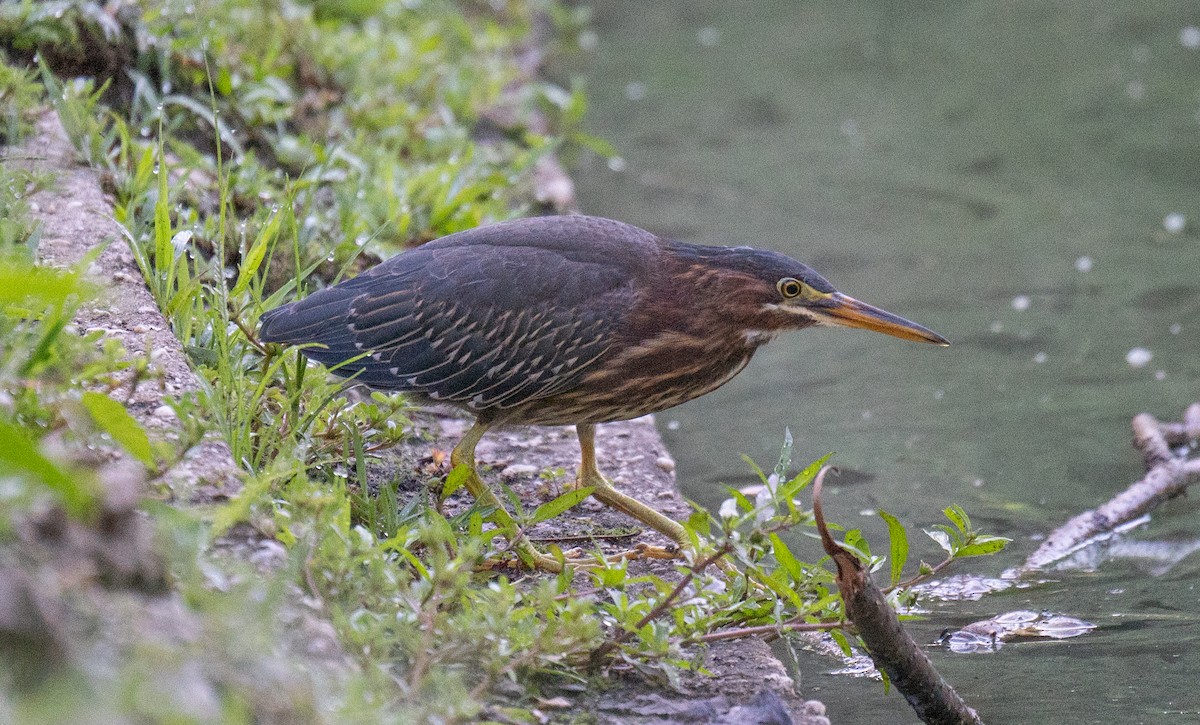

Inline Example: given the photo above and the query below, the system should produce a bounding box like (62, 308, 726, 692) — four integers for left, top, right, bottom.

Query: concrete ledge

(23, 111, 241, 504)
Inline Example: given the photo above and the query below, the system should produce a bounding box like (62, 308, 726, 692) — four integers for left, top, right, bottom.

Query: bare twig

(232, 312, 271, 356)
(815, 466, 983, 725)
(589, 543, 732, 665)
(885, 555, 955, 594)
(1158, 402, 1200, 447)
(1017, 403, 1200, 575)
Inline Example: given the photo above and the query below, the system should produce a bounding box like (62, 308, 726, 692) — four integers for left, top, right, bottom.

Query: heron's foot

(602, 542, 683, 563)
(571, 469, 689, 545)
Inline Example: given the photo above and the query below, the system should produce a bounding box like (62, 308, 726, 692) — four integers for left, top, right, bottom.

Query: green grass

(0, 3, 1008, 722)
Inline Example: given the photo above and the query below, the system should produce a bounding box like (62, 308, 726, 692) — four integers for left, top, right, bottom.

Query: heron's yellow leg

(450, 420, 566, 572)
(575, 423, 688, 545)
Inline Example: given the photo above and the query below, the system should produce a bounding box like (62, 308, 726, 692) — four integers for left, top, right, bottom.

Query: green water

(563, 2, 1200, 722)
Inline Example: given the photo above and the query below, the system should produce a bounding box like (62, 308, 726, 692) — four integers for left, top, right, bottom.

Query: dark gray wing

(259, 216, 656, 411)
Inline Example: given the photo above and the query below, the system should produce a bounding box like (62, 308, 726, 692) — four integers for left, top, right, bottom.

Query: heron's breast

(505, 331, 762, 425)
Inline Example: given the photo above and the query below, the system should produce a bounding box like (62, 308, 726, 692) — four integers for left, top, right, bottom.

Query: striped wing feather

(259, 216, 652, 413)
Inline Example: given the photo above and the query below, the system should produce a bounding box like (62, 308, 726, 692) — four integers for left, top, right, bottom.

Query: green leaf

(686, 509, 712, 537)
(770, 533, 805, 582)
(442, 464, 471, 498)
(739, 453, 768, 484)
(877, 510, 909, 587)
(230, 207, 282, 297)
(943, 504, 971, 534)
(727, 487, 754, 513)
(529, 487, 594, 525)
(0, 419, 97, 517)
(0, 263, 81, 308)
(759, 568, 806, 609)
(467, 512, 483, 537)
(954, 537, 1010, 558)
(81, 391, 156, 467)
(829, 627, 853, 657)
(925, 528, 954, 554)
(843, 529, 870, 559)
(211, 468, 273, 536)
(781, 453, 831, 500)
(216, 66, 233, 96)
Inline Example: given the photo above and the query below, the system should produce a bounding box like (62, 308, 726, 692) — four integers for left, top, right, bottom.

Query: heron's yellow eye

(777, 278, 804, 299)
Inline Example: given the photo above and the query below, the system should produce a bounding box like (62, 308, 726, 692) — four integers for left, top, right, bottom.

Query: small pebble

(500, 463, 538, 477)
(1125, 347, 1153, 368)
(249, 540, 287, 569)
(1033, 352, 1047, 364)
(1074, 256, 1093, 272)
(654, 456, 675, 473)
(624, 81, 646, 101)
(1011, 295, 1031, 311)
(153, 405, 177, 419)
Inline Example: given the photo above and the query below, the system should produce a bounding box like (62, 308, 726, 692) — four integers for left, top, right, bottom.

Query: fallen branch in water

(1015, 402, 1200, 575)
(814, 468, 983, 725)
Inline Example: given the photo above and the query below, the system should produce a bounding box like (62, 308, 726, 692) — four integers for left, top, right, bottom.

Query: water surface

(564, 2, 1200, 722)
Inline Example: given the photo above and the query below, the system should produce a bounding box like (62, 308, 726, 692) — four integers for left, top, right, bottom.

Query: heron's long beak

(815, 292, 949, 346)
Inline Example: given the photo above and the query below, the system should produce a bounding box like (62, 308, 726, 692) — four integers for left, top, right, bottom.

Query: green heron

(260, 215, 947, 570)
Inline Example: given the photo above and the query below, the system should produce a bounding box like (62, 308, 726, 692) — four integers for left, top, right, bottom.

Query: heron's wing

(259, 218, 653, 408)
